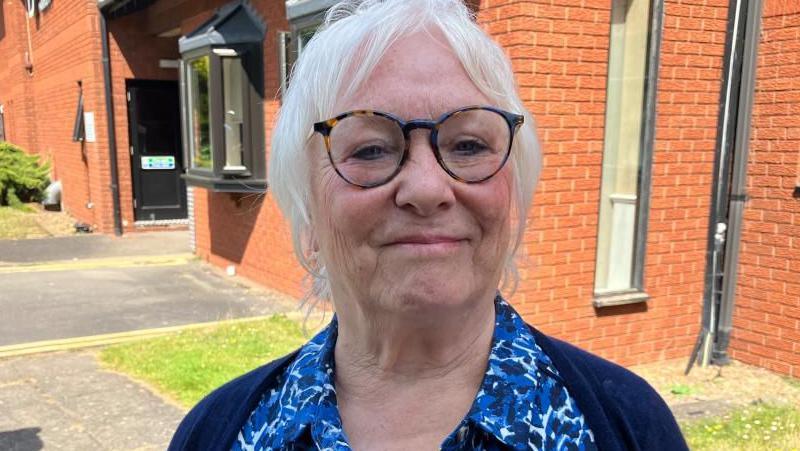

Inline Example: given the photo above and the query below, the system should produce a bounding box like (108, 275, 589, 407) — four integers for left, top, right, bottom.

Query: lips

(389, 235, 465, 245)
(382, 234, 468, 256)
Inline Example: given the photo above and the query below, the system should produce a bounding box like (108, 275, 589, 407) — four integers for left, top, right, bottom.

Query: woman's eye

(350, 145, 390, 161)
(451, 139, 490, 155)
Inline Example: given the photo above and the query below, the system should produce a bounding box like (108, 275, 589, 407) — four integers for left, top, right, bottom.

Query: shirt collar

(461, 296, 565, 448)
(271, 317, 345, 449)
(270, 295, 565, 450)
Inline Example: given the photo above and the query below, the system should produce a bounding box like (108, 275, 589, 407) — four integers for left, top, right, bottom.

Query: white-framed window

(594, 0, 663, 305)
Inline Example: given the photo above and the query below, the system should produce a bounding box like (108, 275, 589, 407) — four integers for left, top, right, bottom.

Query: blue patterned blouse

(233, 296, 596, 450)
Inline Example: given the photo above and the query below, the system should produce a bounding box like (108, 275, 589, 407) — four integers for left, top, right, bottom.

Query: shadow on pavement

(0, 230, 191, 264)
(0, 427, 44, 451)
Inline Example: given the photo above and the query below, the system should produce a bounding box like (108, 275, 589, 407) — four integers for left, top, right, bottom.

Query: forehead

(334, 30, 490, 120)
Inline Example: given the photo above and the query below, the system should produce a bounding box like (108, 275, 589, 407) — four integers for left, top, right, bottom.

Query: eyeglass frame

(312, 105, 525, 188)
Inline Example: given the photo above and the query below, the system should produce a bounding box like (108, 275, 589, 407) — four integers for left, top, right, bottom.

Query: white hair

(269, 0, 542, 307)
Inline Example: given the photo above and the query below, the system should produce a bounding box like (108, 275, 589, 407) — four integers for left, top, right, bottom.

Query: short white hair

(269, 0, 542, 304)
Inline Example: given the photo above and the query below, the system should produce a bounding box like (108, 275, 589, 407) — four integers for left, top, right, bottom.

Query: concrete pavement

(0, 351, 184, 450)
(0, 230, 303, 450)
(0, 259, 295, 347)
(0, 231, 299, 348)
(0, 231, 193, 264)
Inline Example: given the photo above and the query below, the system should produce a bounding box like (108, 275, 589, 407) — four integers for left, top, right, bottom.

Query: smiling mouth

(384, 237, 467, 255)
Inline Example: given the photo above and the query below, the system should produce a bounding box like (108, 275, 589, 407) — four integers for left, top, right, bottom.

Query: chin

(377, 275, 483, 314)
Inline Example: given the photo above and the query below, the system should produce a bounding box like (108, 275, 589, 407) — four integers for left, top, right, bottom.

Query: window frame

(592, 0, 665, 308)
(184, 54, 213, 174)
(278, 23, 318, 97)
(178, 2, 266, 193)
(0, 104, 6, 142)
(279, 0, 332, 97)
(71, 89, 85, 142)
(220, 54, 247, 174)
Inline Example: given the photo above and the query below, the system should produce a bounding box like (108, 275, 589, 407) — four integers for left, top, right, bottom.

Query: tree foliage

(0, 141, 50, 208)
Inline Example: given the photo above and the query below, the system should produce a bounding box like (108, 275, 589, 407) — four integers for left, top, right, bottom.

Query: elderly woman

(170, 0, 687, 449)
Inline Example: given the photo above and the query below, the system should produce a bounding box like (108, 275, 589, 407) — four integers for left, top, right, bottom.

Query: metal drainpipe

(99, 10, 123, 236)
(687, 0, 748, 373)
(713, 0, 763, 365)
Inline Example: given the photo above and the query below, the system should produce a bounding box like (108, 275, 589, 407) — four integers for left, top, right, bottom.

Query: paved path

(0, 231, 192, 264)
(0, 230, 302, 450)
(0, 231, 298, 347)
(1, 230, 734, 447)
(0, 259, 295, 347)
(0, 351, 184, 450)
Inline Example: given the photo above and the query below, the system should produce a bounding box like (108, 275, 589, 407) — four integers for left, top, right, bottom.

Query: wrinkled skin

(308, 30, 513, 326)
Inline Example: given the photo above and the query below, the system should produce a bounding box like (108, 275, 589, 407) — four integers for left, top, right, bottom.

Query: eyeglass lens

(327, 109, 511, 187)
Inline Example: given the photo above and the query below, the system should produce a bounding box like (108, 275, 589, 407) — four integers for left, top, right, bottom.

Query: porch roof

(97, 0, 157, 19)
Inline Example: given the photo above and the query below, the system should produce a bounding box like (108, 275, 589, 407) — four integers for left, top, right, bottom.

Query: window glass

(178, 1, 267, 190)
(71, 93, 84, 142)
(222, 57, 244, 169)
(595, 0, 652, 293)
(281, 25, 320, 96)
(188, 56, 212, 169)
(0, 105, 5, 142)
(297, 26, 317, 52)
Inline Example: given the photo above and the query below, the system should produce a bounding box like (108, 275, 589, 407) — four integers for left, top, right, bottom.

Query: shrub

(0, 141, 50, 208)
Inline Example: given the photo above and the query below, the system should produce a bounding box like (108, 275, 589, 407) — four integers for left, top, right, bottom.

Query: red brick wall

(0, 0, 37, 154)
(106, 6, 183, 230)
(0, 0, 306, 281)
(467, 0, 728, 366)
(0, 0, 109, 230)
(10, 0, 794, 373)
(193, 188, 306, 300)
(187, 1, 307, 299)
(730, 0, 800, 378)
(189, 0, 737, 367)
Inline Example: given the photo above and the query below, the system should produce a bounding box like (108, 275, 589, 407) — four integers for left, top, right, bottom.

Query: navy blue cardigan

(169, 325, 688, 450)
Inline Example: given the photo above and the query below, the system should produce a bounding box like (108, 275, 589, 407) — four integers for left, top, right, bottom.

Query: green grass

(0, 205, 45, 239)
(681, 403, 800, 450)
(670, 383, 695, 396)
(100, 315, 307, 407)
(101, 317, 800, 449)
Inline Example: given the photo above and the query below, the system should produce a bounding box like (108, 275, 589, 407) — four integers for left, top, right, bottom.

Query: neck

(333, 292, 496, 395)
(331, 292, 496, 449)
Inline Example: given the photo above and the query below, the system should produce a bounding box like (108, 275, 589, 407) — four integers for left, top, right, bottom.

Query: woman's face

(309, 31, 513, 317)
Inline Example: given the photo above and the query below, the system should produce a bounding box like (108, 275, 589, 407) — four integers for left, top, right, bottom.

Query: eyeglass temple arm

(313, 121, 333, 135)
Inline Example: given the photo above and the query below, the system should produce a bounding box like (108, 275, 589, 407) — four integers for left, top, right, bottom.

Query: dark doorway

(126, 80, 187, 221)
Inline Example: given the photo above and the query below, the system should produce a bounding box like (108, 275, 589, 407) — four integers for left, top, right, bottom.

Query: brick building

(0, 0, 796, 377)
(729, 0, 800, 376)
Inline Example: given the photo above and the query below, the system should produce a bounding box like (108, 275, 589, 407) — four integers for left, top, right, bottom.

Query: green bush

(0, 141, 50, 208)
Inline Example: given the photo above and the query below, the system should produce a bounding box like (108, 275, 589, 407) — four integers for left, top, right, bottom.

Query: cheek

(471, 171, 514, 257)
(310, 167, 351, 257)
(309, 163, 384, 274)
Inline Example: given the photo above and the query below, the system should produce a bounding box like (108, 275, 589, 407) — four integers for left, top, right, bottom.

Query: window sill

(593, 290, 649, 308)
(182, 173, 266, 193)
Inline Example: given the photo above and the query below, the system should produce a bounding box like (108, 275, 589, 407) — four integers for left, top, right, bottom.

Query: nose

(392, 132, 455, 216)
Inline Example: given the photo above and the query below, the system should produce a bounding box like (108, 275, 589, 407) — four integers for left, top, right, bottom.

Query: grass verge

(100, 315, 307, 408)
(101, 319, 800, 450)
(0, 206, 46, 239)
(681, 403, 800, 450)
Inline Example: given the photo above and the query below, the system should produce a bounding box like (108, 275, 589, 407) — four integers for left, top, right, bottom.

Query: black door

(127, 80, 187, 221)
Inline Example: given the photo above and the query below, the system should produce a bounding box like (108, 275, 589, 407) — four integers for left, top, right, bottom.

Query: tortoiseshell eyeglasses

(312, 106, 524, 188)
